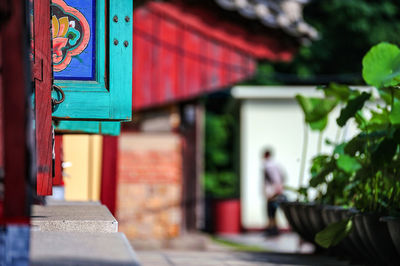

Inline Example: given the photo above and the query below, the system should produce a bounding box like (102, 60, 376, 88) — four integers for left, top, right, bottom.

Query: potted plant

(204, 171, 240, 234)
(204, 108, 241, 234)
(284, 42, 400, 265)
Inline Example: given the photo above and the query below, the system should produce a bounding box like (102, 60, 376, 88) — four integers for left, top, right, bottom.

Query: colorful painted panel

(52, 0, 95, 80)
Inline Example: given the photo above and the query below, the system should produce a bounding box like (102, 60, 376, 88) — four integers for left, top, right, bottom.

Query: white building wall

(237, 87, 359, 229)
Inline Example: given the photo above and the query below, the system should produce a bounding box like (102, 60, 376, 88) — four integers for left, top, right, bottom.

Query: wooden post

(181, 102, 205, 232)
(1, 0, 33, 223)
(100, 136, 118, 215)
(34, 0, 53, 196)
(195, 102, 205, 230)
(53, 135, 63, 186)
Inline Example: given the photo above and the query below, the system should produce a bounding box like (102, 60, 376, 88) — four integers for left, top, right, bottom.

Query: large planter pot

(322, 206, 352, 258)
(280, 202, 304, 236)
(338, 209, 375, 263)
(298, 203, 318, 241)
(213, 198, 241, 234)
(362, 213, 399, 265)
(330, 208, 363, 261)
(288, 202, 315, 243)
(353, 214, 382, 264)
(281, 202, 314, 243)
(321, 205, 335, 225)
(381, 217, 400, 257)
(307, 203, 325, 235)
(306, 203, 329, 254)
(280, 202, 297, 231)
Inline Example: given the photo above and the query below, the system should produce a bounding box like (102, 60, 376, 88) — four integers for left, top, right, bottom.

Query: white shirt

(264, 159, 284, 199)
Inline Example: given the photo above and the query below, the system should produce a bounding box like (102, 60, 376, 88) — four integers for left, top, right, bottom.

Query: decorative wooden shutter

(51, 0, 133, 121)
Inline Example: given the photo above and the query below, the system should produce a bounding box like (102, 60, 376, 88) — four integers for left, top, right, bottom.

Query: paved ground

(137, 250, 358, 266)
(134, 232, 358, 266)
(217, 232, 314, 253)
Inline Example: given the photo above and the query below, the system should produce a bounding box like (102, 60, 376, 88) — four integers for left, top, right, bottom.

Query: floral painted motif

(51, 0, 90, 72)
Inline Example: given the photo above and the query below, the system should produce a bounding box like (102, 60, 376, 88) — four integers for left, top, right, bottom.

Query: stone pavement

(217, 232, 314, 254)
(29, 203, 140, 265)
(137, 250, 357, 266)
(31, 231, 140, 266)
(134, 232, 358, 266)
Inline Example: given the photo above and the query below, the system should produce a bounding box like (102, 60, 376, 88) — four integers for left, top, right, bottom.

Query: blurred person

(263, 149, 285, 236)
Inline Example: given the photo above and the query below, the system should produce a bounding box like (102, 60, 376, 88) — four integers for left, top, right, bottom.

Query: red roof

(133, 1, 296, 110)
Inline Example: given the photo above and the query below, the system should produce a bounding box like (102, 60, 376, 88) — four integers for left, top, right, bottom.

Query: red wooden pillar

(33, 0, 53, 196)
(1, 0, 33, 223)
(100, 136, 118, 215)
(0, 36, 3, 219)
(53, 135, 63, 186)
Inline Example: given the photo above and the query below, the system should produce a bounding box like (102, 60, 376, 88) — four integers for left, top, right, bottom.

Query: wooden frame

(55, 121, 120, 135)
(52, 0, 133, 121)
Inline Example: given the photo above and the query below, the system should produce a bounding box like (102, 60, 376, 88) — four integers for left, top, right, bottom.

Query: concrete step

(30, 231, 140, 266)
(31, 203, 118, 233)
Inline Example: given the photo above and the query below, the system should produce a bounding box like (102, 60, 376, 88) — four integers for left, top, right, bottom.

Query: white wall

(239, 93, 358, 229)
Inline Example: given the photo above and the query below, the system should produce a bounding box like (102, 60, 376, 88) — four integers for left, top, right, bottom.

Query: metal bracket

(51, 85, 65, 110)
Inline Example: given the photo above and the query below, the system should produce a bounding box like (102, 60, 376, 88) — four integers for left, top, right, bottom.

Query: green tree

(249, 0, 400, 85)
(204, 96, 239, 199)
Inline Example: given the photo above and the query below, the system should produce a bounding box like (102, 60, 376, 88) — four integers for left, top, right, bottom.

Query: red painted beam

(132, 1, 281, 111)
(148, 1, 295, 61)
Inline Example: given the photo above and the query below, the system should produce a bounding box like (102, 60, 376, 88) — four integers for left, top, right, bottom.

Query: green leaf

(204, 172, 239, 199)
(354, 112, 367, 129)
(344, 136, 367, 156)
(336, 92, 371, 127)
(315, 219, 353, 248)
(371, 138, 398, 167)
(309, 117, 328, 131)
(389, 101, 400, 125)
(393, 128, 400, 145)
(297, 187, 309, 199)
(334, 143, 346, 155)
(379, 87, 400, 105)
(309, 166, 333, 188)
(343, 180, 361, 193)
(319, 83, 355, 102)
(311, 155, 330, 175)
(336, 154, 361, 174)
(368, 109, 390, 130)
(362, 42, 400, 88)
(309, 155, 332, 188)
(296, 95, 338, 123)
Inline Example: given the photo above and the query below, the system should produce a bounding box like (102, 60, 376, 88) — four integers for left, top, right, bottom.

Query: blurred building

(231, 86, 360, 230)
(62, 0, 318, 242)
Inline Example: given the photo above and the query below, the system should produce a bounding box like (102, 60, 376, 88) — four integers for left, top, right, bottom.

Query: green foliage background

(247, 0, 400, 85)
(204, 0, 400, 199)
(204, 96, 239, 199)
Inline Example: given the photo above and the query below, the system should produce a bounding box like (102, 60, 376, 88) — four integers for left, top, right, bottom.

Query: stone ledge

(31, 203, 118, 233)
(30, 231, 140, 266)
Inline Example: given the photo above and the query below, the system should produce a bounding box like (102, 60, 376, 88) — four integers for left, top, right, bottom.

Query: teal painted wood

(100, 122, 121, 135)
(109, 0, 133, 120)
(55, 121, 121, 136)
(52, 0, 132, 121)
